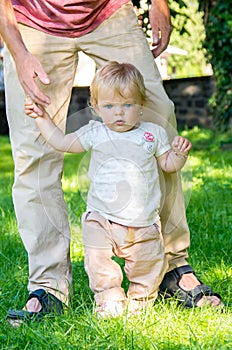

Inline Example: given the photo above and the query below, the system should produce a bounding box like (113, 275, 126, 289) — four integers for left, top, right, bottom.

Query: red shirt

(12, 0, 129, 38)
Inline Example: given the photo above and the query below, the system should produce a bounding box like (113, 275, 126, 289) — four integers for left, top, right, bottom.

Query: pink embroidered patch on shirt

(144, 132, 154, 142)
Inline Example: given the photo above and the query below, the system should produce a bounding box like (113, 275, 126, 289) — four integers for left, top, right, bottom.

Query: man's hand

(149, 0, 172, 58)
(0, 0, 50, 108)
(16, 51, 51, 107)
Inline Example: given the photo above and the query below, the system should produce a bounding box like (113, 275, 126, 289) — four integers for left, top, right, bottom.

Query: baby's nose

(115, 104, 124, 114)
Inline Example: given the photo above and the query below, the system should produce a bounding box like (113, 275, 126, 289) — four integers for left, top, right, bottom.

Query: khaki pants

(82, 211, 167, 304)
(3, 2, 189, 303)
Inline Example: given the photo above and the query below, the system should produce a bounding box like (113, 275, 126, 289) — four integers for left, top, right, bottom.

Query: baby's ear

(91, 104, 100, 116)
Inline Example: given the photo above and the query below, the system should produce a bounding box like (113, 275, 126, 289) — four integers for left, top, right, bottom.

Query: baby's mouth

(115, 119, 125, 125)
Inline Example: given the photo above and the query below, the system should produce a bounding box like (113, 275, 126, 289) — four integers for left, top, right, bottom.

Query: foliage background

(199, 0, 232, 130)
(132, 0, 232, 130)
(133, 0, 209, 78)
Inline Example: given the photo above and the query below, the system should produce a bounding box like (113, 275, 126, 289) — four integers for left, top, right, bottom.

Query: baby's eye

(124, 103, 133, 108)
(104, 104, 113, 109)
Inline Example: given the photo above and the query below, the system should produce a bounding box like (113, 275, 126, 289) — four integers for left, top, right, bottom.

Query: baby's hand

(172, 136, 192, 156)
(24, 96, 44, 118)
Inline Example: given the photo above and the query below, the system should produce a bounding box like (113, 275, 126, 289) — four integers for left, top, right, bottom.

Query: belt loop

(126, 227, 135, 242)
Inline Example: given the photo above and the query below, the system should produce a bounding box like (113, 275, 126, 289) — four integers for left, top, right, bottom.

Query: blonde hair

(90, 61, 147, 108)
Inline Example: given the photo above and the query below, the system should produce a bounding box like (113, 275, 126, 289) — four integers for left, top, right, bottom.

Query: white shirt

(76, 120, 171, 227)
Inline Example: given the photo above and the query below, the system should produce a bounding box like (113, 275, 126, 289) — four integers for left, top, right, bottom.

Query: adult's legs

(4, 24, 79, 305)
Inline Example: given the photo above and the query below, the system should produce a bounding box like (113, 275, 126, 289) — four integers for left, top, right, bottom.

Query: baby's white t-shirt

(76, 120, 171, 227)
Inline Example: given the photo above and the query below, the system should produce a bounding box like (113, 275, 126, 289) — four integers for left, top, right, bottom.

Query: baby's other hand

(172, 136, 192, 155)
(24, 96, 44, 118)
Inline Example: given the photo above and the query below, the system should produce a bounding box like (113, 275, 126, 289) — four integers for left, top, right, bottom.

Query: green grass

(0, 127, 231, 349)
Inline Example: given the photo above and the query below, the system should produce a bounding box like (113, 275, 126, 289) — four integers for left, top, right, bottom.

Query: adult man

(0, 0, 221, 321)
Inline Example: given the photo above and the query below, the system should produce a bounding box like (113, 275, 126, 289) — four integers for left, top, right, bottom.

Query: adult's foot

(6, 289, 63, 326)
(178, 272, 221, 307)
(24, 297, 42, 312)
(159, 265, 223, 308)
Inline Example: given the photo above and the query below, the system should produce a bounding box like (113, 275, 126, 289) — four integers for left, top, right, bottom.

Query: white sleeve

(154, 126, 171, 157)
(75, 120, 100, 151)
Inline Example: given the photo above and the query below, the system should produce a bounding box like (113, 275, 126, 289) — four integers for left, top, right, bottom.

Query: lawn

(0, 127, 231, 349)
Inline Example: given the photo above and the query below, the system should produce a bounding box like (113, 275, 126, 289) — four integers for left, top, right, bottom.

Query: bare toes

(196, 295, 222, 307)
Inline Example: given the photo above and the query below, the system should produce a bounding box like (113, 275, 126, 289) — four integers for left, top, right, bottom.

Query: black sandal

(6, 289, 64, 322)
(159, 265, 222, 308)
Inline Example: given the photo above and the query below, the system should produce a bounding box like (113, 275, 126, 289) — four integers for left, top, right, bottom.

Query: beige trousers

(82, 211, 167, 304)
(4, 2, 189, 303)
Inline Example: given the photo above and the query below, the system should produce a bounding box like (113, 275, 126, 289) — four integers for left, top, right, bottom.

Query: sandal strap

(27, 289, 63, 315)
(173, 264, 194, 277)
(184, 284, 213, 307)
(27, 289, 47, 303)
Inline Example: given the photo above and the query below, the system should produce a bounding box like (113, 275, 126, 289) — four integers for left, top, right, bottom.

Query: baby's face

(95, 90, 142, 133)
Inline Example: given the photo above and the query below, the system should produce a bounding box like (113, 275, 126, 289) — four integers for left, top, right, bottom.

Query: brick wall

(0, 76, 215, 135)
(163, 75, 215, 129)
